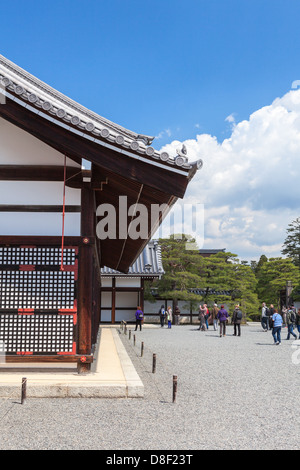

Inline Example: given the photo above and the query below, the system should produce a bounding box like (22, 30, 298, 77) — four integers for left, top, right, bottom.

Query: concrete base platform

(0, 327, 144, 399)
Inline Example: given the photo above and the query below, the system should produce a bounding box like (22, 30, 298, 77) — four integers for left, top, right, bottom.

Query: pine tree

(256, 257, 300, 306)
(156, 234, 204, 308)
(282, 217, 300, 269)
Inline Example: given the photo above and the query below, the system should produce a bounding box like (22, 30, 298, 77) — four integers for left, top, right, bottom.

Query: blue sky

(2, 0, 300, 144)
(1, 0, 300, 261)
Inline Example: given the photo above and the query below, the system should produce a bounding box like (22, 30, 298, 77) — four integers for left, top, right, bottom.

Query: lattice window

(0, 245, 78, 356)
(0, 314, 74, 354)
(0, 247, 76, 266)
(0, 271, 75, 310)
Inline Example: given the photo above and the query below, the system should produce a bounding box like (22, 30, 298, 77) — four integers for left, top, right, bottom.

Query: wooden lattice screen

(0, 245, 78, 358)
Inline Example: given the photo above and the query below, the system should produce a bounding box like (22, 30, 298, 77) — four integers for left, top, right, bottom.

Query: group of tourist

(261, 302, 300, 345)
(134, 302, 300, 341)
(198, 303, 242, 337)
(158, 305, 181, 328)
(134, 304, 181, 331)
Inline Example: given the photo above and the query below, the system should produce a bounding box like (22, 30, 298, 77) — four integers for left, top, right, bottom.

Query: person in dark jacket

(232, 304, 242, 336)
(296, 308, 300, 339)
(174, 305, 181, 325)
(159, 305, 165, 327)
(217, 305, 229, 337)
(286, 306, 297, 340)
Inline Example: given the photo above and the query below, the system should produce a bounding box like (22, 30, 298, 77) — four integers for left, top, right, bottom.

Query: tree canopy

(146, 234, 259, 317)
(282, 217, 300, 269)
(145, 231, 300, 320)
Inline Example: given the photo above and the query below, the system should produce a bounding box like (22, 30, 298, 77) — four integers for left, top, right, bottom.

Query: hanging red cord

(60, 154, 67, 271)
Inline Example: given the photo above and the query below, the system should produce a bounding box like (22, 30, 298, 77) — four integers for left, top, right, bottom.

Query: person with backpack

(135, 306, 144, 331)
(232, 304, 243, 336)
(261, 302, 269, 331)
(286, 306, 297, 340)
(159, 304, 166, 327)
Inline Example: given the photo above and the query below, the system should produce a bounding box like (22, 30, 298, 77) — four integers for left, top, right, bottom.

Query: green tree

(282, 217, 300, 269)
(146, 235, 259, 320)
(252, 254, 268, 276)
(200, 252, 258, 317)
(155, 234, 204, 308)
(256, 257, 300, 307)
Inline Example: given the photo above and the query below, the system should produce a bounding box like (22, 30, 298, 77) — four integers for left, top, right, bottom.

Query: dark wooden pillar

(111, 277, 116, 324)
(77, 188, 95, 373)
(140, 278, 145, 312)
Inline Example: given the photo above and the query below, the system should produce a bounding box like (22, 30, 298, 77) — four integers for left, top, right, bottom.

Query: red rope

(60, 154, 67, 271)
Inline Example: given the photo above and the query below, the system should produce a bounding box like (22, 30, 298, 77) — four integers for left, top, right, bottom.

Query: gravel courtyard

(0, 323, 299, 450)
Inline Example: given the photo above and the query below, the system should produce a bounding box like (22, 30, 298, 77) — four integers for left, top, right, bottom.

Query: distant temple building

(0, 55, 202, 372)
(199, 249, 226, 257)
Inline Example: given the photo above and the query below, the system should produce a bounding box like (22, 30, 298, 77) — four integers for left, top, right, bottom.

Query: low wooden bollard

(152, 353, 156, 373)
(129, 330, 131, 340)
(133, 334, 136, 346)
(173, 375, 178, 403)
(21, 377, 27, 405)
(141, 341, 144, 357)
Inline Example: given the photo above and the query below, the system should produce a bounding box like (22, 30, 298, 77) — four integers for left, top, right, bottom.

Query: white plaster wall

(0, 117, 79, 167)
(116, 278, 141, 288)
(115, 310, 136, 322)
(116, 292, 139, 308)
(0, 117, 81, 235)
(100, 278, 112, 287)
(101, 292, 112, 308)
(101, 310, 112, 322)
(0, 212, 80, 236)
(0, 182, 80, 205)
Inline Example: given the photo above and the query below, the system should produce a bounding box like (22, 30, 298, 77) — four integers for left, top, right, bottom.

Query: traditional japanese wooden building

(0, 54, 202, 372)
(100, 240, 164, 324)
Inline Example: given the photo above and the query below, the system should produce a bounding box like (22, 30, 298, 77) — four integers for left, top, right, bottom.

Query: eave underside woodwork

(0, 97, 188, 272)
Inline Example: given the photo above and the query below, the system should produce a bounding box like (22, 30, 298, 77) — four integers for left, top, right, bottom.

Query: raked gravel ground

(0, 323, 299, 450)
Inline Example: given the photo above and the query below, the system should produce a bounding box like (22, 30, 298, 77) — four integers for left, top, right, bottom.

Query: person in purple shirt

(135, 306, 144, 331)
(217, 305, 229, 337)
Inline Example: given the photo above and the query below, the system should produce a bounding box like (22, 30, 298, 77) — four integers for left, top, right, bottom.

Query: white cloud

(225, 113, 235, 123)
(159, 89, 300, 261)
(156, 128, 172, 140)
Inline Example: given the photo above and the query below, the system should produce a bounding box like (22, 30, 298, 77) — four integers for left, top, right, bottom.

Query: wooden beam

(77, 188, 95, 373)
(4, 354, 93, 363)
(0, 165, 83, 182)
(0, 205, 81, 212)
(0, 236, 89, 246)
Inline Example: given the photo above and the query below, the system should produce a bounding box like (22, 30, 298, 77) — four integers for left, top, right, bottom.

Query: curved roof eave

(0, 54, 203, 174)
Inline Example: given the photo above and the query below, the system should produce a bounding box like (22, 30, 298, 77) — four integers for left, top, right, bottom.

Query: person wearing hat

(217, 305, 229, 337)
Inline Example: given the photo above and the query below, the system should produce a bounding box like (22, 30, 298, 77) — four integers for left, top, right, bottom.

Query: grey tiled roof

(0, 54, 203, 172)
(189, 288, 232, 296)
(101, 241, 164, 277)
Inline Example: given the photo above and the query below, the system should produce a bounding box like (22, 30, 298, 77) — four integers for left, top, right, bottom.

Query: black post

(152, 353, 156, 373)
(173, 375, 178, 403)
(21, 377, 27, 405)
